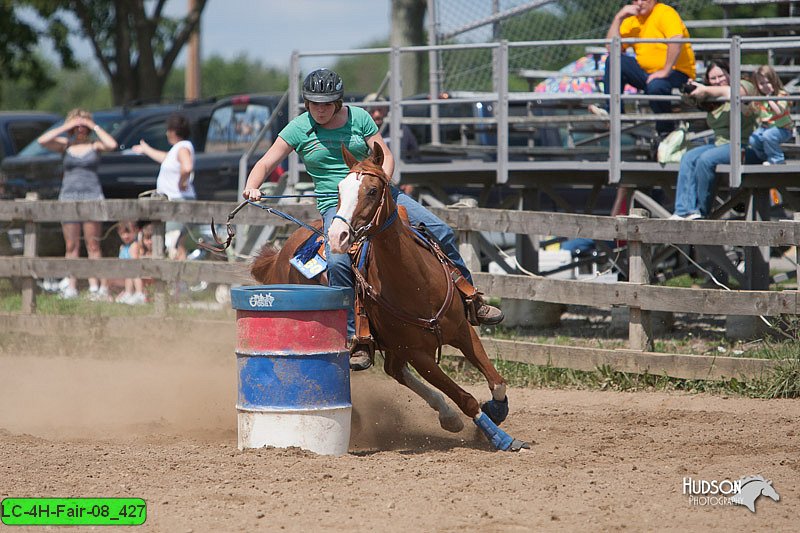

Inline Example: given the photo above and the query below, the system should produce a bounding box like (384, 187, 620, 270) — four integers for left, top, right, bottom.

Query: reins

(201, 193, 336, 253)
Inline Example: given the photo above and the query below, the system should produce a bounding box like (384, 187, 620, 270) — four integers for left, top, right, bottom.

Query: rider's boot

(351, 293, 375, 371)
(475, 295, 504, 325)
(450, 271, 504, 326)
(350, 342, 373, 371)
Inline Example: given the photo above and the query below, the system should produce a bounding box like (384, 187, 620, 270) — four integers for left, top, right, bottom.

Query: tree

(18, 0, 207, 105)
(163, 54, 289, 99)
(0, 1, 75, 106)
(1, 59, 112, 112)
(392, 0, 427, 96)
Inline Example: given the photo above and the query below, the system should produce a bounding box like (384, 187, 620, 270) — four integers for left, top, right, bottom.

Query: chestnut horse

(251, 145, 528, 451)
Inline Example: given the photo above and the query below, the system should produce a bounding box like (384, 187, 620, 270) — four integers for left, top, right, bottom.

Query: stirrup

(350, 336, 375, 371)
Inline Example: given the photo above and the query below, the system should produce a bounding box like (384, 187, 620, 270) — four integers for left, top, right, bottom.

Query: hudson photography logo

(682, 475, 780, 512)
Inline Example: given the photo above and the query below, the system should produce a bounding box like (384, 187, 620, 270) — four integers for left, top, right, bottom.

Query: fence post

(626, 208, 653, 351)
(151, 219, 167, 316)
(796, 213, 800, 292)
(456, 198, 479, 273)
(21, 217, 38, 314)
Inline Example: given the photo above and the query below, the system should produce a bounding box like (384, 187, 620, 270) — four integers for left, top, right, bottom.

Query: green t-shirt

(279, 105, 379, 213)
(706, 79, 758, 146)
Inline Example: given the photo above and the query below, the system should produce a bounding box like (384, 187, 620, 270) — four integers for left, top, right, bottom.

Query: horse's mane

(739, 475, 768, 486)
(250, 244, 280, 283)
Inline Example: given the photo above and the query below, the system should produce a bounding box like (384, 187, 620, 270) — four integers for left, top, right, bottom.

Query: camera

(681, 82, 698, 94)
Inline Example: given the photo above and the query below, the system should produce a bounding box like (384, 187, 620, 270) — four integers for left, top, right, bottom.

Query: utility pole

(185, 0, 201, 100)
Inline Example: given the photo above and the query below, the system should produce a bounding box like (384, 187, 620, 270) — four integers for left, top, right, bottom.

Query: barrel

(231, 285, 352, 456)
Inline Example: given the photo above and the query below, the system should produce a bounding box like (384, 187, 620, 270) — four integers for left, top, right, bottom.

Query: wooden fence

(0, 198, 797, 381)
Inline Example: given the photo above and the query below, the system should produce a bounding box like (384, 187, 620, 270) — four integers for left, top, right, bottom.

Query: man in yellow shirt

(590, 0, 696, 136)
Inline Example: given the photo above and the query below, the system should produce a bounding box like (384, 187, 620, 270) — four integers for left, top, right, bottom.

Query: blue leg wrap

(481, 397, 509, 425)
(474, 412, 514, 450)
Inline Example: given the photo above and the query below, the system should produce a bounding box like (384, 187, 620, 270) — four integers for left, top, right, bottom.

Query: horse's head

(761, 480, 780, 502)
(328, 143, 393, 254)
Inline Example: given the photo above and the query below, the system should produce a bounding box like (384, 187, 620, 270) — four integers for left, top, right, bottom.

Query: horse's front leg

(407, 352, 529, 452)
(450, 325, 509, 425)
(383, 351, 463, 433)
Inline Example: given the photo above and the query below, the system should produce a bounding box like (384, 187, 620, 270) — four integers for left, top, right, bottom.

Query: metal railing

(288, 35, 800, 189)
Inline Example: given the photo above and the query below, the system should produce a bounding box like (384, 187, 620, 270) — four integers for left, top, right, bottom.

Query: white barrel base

(237, 407, 351, 456)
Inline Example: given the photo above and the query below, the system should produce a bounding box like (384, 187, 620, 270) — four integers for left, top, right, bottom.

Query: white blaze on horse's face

(328, 171, 363, 254)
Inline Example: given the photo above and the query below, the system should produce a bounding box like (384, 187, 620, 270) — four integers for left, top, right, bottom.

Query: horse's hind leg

(383, 351, 463, 433)
(450, 326, 509, 424)
(407, 352, 528, 452)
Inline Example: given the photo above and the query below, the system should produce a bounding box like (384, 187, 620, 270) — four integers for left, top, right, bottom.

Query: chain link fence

(431, 0, 723, 92)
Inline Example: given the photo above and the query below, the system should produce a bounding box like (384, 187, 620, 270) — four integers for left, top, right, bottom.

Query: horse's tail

(250, 244, 281, 284)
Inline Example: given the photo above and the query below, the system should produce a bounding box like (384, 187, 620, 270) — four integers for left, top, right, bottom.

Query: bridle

(332, 170, 397, 243)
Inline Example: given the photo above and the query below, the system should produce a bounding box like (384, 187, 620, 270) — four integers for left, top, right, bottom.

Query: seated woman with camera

(670, 59, 761, 220)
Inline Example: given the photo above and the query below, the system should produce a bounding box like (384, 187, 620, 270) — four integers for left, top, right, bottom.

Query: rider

(243, 68, 504, 371)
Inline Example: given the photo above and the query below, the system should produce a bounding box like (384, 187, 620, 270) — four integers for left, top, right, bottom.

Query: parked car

(0, 111, 61, 162)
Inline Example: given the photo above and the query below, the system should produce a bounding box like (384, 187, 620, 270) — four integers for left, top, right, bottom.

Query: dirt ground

(0, 327, 797, 533)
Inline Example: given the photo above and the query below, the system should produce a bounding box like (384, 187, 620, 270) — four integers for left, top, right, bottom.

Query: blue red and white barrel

(231, 285, 352, 455)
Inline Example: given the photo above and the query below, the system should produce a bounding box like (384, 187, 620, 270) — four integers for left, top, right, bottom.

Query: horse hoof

(481, 397, 509, 425)
(439, 413, 464, 433)
(509, 439, 530, 452)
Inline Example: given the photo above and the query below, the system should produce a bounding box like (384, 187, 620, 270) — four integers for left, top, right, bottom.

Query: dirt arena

(1, 329, 797, 532)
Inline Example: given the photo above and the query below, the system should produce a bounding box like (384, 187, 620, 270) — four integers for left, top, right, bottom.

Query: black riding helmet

(302, 68, 344, 103)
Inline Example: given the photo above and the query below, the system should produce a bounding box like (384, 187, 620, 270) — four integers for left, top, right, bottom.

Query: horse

(730, 475, 780, 512)
(250, 144, 528, 451)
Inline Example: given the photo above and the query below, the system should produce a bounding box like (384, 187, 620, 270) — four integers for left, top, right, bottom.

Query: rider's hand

(242, 188, 262, 201)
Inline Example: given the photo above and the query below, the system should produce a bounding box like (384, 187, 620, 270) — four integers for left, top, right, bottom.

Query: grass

(441, 353, 800, 399)
(0, 279, 233, 320)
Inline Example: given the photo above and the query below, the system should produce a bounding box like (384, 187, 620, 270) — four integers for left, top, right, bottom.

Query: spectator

(132, 113, 195, 260)
(114, 220, 147, 305)
(670, 59, 760, 220)
(364, 92, 420, 195)
(363, 93, 419, 161)
(589, 0, 696, 137)
(749, 65, 794, 165)
(37, 108, 118, 300)
(138, 220, 154, 257)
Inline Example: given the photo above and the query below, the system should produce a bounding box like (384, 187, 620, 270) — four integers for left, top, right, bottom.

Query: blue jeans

(749, 126, 793, 164)
(322, 187, 471, 338)
(603, 54, 689, 135)
(674, 143, 761, 217)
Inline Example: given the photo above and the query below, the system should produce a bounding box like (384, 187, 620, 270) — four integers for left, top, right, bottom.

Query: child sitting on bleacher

(749, 65, 794, 165)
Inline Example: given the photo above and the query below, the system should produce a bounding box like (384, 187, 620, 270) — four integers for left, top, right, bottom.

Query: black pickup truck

(0, 94, 292, 202)
(0, 111, 61, 163)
